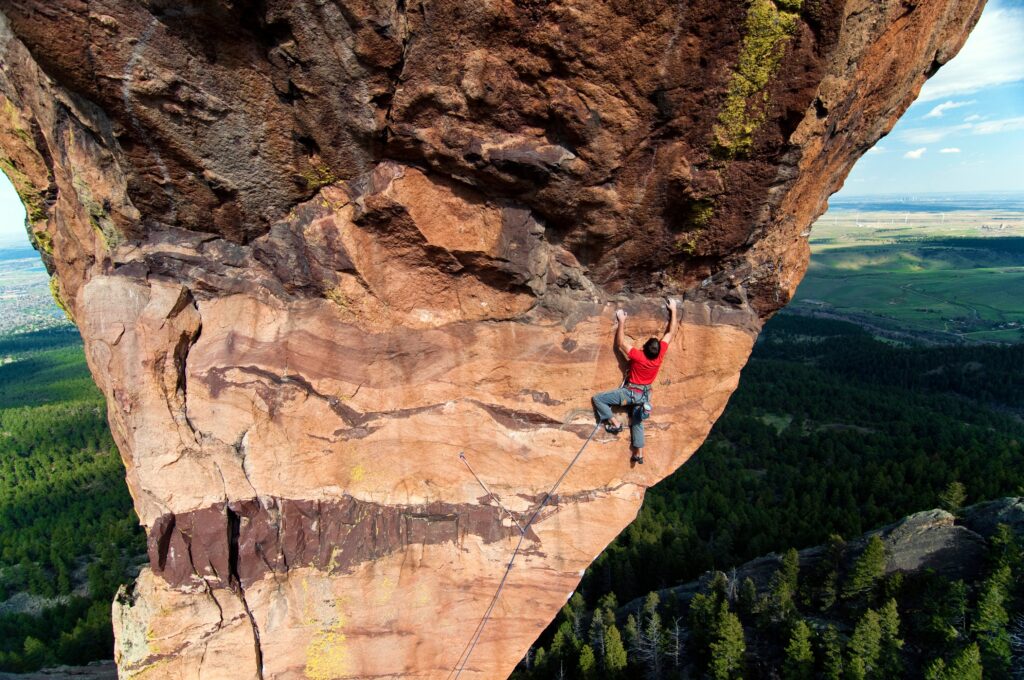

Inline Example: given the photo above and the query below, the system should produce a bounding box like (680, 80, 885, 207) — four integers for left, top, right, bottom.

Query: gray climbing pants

(592, 387, 647, 448)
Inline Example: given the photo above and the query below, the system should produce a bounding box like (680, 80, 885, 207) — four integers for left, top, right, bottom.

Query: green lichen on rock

(48, 274, 74, 322)
(70, 171, 123, 250)
(690, 200, 715, 228)
(302, 160, 339, 191)
(88, 201, 123, 250)
(676, 229, 704, 255)
(32, 229, 53, 255)
(713, 0, 802, 157)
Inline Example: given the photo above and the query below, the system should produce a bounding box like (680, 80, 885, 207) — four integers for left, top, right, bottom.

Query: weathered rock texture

(0, 0, 983, 677)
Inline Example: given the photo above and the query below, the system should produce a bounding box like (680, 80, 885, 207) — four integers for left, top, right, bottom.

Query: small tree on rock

(938, 481, 967, 515)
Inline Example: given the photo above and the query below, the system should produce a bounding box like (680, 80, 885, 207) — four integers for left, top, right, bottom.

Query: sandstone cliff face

(0, 0, 983, 678)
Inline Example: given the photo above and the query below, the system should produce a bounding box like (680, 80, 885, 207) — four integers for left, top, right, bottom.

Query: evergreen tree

(989, 524, 1021, 571)
(565, 593, 587, 637)
(549, 620, 580, 666)
(782, 619, 813, 680)
(938, 481, 967, 514)
(588, 611, 606, 663)
(709, 603, 745, 680)
(604, 623, 628, 677)
(972, 565, 1012, 678)
(767, 567, 797, 625)
(738, 577, 758, 617)
(820, 570, 840, 612)
(578, 644, 597, 680)
(818, 535, 846, 612)
(598, 592, 619, 612)
(924, 643, 983, 680)
(846, 608, 882, 680)
(843, 536, 886, 602)
(709, 571, 730, 600)
(689, 592, 719, 663)
(821, 625, 844, 680)
(781, 548, 800, 593)
(624, 614, 640, 655)
(877, 599, 904, 678)
(643, 591, 660, 621)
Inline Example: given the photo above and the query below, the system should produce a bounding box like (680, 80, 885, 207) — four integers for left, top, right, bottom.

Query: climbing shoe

(604, 422, 624, 434)
(631, 453, 644, 465)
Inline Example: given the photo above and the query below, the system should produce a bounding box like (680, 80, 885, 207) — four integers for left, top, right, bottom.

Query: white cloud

(964, 114, 983, 122)
(866, 146, 887, 154)
(904, 148, 928, 159)
(900, 124, 971, 144)
(972, 116, 1024, 134)
(918, 6, 1024, 102)
(925, 100, 976, 118)
(898, 114, 1024, 144)
(940, 148, 961, 153)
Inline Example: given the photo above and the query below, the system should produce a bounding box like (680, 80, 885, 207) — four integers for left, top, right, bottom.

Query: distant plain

(793, 202, 1024, 343)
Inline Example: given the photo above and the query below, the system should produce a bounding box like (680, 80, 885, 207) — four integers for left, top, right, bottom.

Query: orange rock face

(0, 0, 983, 677)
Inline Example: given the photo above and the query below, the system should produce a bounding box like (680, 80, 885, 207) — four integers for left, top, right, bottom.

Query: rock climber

(592, 298, 678, 465)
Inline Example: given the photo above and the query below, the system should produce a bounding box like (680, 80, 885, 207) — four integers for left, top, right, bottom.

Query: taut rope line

(459, 452, 525, 535)
(448, 418, 606, 679)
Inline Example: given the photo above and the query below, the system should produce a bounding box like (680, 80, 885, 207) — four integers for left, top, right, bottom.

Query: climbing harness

(628, 383, 653, 422)
(448, 379, 628, 679)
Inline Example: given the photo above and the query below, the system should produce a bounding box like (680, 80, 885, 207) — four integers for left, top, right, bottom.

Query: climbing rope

(460, 452, 525, 535)
(448, 418, 607, 679)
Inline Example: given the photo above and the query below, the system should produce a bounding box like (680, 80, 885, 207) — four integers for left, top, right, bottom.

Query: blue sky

(838, 0, 1024, 196)
(0, 0, 1021, 244)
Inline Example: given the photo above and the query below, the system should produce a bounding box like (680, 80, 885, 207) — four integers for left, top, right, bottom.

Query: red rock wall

(0, 0, 984, 677)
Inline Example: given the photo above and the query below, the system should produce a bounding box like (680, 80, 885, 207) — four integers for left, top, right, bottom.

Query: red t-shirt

(627, 341, 667, 385)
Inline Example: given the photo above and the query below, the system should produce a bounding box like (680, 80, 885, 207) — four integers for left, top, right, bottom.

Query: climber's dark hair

(643, 338, 661, 360)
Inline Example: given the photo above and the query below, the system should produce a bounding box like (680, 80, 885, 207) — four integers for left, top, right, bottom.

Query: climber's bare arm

(614, 309, 631, 357)
(662, 298, 679, 345)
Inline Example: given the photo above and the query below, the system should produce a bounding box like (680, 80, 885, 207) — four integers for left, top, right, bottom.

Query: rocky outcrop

(0, 0, 984, 677)
(0, 661, 117, 680)
(623, 503, 1005, 617)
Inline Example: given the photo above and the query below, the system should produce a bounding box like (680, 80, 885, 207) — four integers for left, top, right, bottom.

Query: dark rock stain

(148, 495, 527, 590)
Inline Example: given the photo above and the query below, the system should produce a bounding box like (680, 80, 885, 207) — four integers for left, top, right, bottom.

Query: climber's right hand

(615, 309, 627, 322)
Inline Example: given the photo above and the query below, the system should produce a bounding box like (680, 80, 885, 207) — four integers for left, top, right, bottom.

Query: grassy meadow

(792, 208, 1024, 343)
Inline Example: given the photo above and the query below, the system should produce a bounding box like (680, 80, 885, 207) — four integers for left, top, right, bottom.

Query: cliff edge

(0, 0, 984, 677)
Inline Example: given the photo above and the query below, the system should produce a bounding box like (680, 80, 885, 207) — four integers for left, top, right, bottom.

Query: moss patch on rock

(32, 228, 53, 255)
(713, 0, 802, 157)
(48, 274, 74, 322)
(302, 160, 339, 191)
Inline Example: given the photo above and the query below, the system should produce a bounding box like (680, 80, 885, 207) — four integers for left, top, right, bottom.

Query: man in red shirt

(592, 298, 678, 464)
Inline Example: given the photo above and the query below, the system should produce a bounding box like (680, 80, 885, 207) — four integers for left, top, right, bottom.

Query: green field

(792, 210, 1024, 343)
